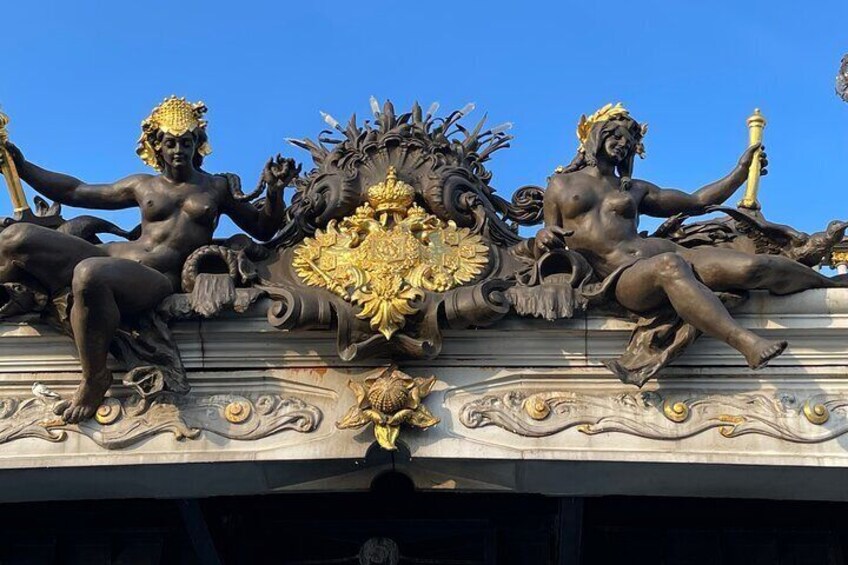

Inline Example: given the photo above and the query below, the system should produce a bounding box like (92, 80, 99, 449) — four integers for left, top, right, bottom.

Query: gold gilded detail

(0, 111, 30, 213)
(366, 167, 415, 213)
(224, 400, 252, 424)
(336, 365, 440, 451)
(803, 400, 830, 425)
(293, 167, 489, 339)
(524, 396, 552, 420)
(739, 108, 767, 209)
(95, 398, 121, 425)
(718, 414, 746, 437)
(137, 96, 212, 170)
(662, 400, 689, 423)
(831, 251, 848, 265)
(557, 102, 646, 172)
(576, 102, 630, 151)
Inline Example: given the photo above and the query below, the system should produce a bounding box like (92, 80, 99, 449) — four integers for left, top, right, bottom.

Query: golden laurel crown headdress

(136, 96, 212, 170)
(367, 166, 415, 213)
(576, 102, 638, 152)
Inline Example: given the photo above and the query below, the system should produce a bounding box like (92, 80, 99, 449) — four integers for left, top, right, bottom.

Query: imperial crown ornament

(292, 167, 489, 339)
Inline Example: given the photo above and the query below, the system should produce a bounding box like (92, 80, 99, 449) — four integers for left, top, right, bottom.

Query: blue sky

(2, 0, 847, 237)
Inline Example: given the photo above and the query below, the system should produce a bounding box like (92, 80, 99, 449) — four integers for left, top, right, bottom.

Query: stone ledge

(0, 289, 844, 500)
(0, 288, 845, 374)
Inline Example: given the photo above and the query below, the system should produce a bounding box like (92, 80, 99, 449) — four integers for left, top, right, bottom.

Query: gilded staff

(0, 111, 30, 214)
(739, 108, 766, 210)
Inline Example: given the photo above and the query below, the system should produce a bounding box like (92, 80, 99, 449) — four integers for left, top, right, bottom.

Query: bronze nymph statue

(0, 96, 299, 422)
(537, 104, 844, 377)
(0, 95, 840, 429)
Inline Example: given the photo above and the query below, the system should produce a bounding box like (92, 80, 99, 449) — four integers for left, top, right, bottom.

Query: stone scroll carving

(0, 389, 322, 450)
(460, 389, 848, 443)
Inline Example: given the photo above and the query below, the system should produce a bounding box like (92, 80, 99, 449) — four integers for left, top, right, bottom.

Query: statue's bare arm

(221, 155, 301, 241)
(6, 143, 140, 210)
(638, 143, 764, 218)
(223, 186, 286, 241)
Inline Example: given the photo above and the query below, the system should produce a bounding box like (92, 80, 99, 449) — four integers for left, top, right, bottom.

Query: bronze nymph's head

(584, 116, 644, 167)
(136, 96, 212, 172)
(560, 103, 647, 188)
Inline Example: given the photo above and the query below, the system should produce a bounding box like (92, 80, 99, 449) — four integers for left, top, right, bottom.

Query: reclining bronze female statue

(535, 103, 844, 379)
(0, 96, 299, 422)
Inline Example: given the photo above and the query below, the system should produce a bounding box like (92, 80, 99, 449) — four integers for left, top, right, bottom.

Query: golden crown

(136, 96, 212, 170)
(367, 167, 415, 213)
(576, 102, 631, 150)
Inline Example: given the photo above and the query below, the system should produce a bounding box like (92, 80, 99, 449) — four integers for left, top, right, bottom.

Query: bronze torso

(103, 173, 226, 275)
(544, 170, 675, 278)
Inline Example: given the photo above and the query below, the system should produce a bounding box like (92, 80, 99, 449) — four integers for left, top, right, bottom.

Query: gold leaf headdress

(136, 96, 212, 170)
(576, 102, 634, 151)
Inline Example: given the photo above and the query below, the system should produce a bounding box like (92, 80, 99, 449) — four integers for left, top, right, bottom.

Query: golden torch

(0, 111, 31, 218)
(738, 108, 766, 210)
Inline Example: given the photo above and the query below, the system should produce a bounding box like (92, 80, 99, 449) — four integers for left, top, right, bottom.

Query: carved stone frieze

(0, 388, 322, 450)
(460, 388, 848, 443)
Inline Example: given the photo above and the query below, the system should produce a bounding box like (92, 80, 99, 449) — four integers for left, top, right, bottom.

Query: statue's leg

(0, 223, 106, 291)
(614, 253, 786, 369)
(63, 257, 174, 423)
(681, 247, 840, 296)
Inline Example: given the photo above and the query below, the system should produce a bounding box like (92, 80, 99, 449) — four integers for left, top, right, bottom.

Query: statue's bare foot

(60, 372, 112, 424)
(745, 339, 788, 370)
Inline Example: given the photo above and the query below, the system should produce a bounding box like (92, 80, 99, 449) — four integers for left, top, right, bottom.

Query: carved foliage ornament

(0, 382, 322, 449)
(337, 366, 440, 450)
(460, 389, 848, 443)
(293, 167, 488, 339)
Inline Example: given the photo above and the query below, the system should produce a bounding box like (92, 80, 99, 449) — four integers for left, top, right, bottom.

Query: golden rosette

(336, 367, 440, 450)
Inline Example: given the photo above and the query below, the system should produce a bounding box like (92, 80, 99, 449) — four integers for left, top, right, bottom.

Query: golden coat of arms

(292, 167, 489, 339)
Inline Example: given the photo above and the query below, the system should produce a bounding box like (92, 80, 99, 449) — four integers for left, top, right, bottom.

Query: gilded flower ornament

(336, 366, 440, 450)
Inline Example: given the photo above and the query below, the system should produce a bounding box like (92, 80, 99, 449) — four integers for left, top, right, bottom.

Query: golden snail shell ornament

(336, 366, 440, 450)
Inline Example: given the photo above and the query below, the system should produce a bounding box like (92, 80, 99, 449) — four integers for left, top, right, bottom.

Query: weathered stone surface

(0, 289, 847, 501)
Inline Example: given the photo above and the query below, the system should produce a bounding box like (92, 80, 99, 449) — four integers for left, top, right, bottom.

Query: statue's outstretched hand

(737, 143, 768, 176)
(262, 154, 301, 194)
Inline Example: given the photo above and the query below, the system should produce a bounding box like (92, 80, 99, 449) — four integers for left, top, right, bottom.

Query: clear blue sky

(2, 0, 847, 237)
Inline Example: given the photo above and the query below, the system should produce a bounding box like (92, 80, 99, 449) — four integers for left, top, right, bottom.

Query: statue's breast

(601, 190, 637, 219)
(545, 176, 596, 220)
(181, 192, 218, 225)
(141, 191, 178, 222)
